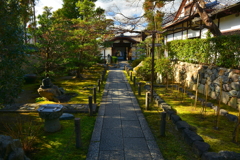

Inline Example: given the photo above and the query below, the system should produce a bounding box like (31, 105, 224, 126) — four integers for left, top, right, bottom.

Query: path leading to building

(87, 61, 164, 160)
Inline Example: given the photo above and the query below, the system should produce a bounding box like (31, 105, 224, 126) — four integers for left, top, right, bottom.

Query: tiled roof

(162, 0, 240, 27)
(222, 29, 240, 35)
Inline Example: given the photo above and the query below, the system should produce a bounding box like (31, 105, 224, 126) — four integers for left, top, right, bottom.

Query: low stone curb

(0, 103, 97, 113)
(152, 88, 240, 160)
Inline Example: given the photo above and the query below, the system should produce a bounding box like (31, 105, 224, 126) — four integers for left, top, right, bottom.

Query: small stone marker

(138, 82, 142, 96)
(133, 76, 136, 87)
(145, 92, 150, 110)
(93, 87, 96, 104)
(60, 113, 74, 120)
(75, 118, 81, 148)
(160, 112, 166, 136)
(89, 96, 93, 116)
(98, 79, 101, 92)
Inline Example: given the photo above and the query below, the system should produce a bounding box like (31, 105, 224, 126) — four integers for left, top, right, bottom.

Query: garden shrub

(0, 1, 26, 104)
(136, 57, 153, 81)
(166, 35, 240, 69)
(131, 59, 142, 68)
(111, 56, 118, 63)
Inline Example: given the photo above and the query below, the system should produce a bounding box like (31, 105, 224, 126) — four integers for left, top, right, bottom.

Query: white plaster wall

(183, 30, 187, 40)
(166, 34, 174, 42)
(201, 28, 209, 39)
(174, 32, 182, 40)
(100, 47, 112, 60)
(188, 29, 200, 38)
(219, 14, 240, 31)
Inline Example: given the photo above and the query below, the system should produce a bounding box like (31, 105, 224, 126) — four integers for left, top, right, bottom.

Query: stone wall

(172, 61, 240, 109)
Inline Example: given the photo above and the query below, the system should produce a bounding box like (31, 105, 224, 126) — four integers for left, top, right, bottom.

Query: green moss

(124, 71, 240, 159)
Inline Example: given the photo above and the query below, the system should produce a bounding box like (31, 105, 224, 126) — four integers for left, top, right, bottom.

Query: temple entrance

(104, 33, 140, 61)
(114, 47, 126, 60)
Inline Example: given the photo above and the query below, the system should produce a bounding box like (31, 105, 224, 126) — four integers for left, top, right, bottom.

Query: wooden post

(89, 96, 93, 116)
(233, 104, 240, 142)
(133, 76, 136, 87)
(145, 92, 150, 110)
(101, 74, 104, 82)
(160, 112, 166, 136)
(93, 87, 96, 104)
(130, 71, 133, 81)
(138, 82, 142, 96)
(215, 78, 222, 129)
(194, 74, 199, 109)
(98, 79, 101, 92)
(75, 118, 81, 148)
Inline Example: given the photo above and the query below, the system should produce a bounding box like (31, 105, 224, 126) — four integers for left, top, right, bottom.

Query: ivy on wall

(166, 35, 240, 69)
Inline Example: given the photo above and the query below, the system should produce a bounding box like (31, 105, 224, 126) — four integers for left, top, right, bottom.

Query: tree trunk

(195, 0, 222, 37)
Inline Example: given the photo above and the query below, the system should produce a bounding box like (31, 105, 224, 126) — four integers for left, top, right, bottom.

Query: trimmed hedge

(166, 35, 240, 69)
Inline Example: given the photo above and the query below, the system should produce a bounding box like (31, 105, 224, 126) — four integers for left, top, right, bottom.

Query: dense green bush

(136, 57, 153, 81)
(167, 35, 240, 68)
(0, 1, 26, 104)
(111, 56, 118, 63)
(131, 59, 142, 68)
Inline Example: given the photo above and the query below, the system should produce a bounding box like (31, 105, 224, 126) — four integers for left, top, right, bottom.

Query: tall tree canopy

(55, 0, 97, 19)
(0, 0, 26, 104)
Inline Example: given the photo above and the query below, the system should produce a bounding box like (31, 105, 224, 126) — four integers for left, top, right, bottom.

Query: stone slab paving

(87, 61, 164, 160)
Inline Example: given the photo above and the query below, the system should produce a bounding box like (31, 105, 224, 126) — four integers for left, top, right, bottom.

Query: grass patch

(1, 64, 107, 159)
(0, 113, 96, 160)
(29, 113, 96, 160)
(124, 71, 240, 159)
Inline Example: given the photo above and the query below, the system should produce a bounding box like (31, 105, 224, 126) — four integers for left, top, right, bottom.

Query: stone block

(0, 135, 29, 160)
(223, 84, 231, 92)
(228, 97, 238, 109)
(165, 109, 176, 119)
(230, 82, 239, 91)
(201, 152, 223, 160)
(201, 79, 207, 85)
(175, 121, 190, 131)
(205, 102, 213, 108)
(218, 151, 240, 160)
(198, 84, 205, 94)
(212, 106, 219, 112)
(171, 114, 182, 124)
(161, 103, 171, 110)
(229, 73, 240, 82)
(219, 109, 228, 116)
(219, 68, 227, 76)
(192, 141, 210, 157)
(222, 75, 229, 84)
(226, 114, 238, 122)
(221, 91, 231, 104)
(60, 113, 75, 120)
(232, 69, 240, 74)
(182, 129, 204, 145)
(210, 91, 217, 99)
(229, 90, 238, 97)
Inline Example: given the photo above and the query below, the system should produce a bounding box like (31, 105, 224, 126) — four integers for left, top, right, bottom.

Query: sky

(35, 0, 181, 18)
(35, 0, 181, 33)
(35, 0, 145, 17)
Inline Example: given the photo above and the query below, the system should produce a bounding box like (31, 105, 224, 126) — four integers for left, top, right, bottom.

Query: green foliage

(155, 58, 174, 78)
(167, 35, 240, 68)
(131, 59, 142, 68)
(111, 56, 118, 63)
(136, 57, 153, 81)
(0, 0, 26, 104)
(2, 113, 42, 152)
(35, 97, 46, 103)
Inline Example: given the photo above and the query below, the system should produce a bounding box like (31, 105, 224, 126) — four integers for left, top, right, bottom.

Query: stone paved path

(87, 61, 164, 160)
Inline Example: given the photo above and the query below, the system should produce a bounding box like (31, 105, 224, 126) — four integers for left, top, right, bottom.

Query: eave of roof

(162, 2, 240, 29)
